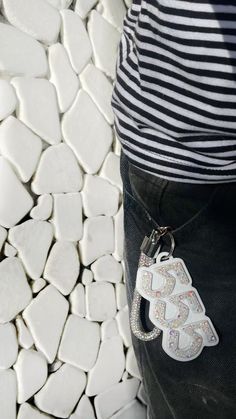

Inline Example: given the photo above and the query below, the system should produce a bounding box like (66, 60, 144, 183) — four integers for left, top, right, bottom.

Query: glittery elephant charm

(136, 252, 219, 361)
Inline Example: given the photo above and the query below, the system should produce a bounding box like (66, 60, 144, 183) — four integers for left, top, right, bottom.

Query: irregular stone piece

(70, 394, 95, 419)
(0, 257, 32, 323)
(86, 281, 116, 321)
(69, 283, 86, 317)
(116, 306, 132, 348)
(4, 243, 17, 257)
(87, 10, 120, 79)
(0, 22, 48, 77)
(18, 402, 53, 419)
(34, 363, 86, 418)
(8, 220, 53, 279)
(113, 204, 124, 261)
(0, 323, 18, 369)
(100, 0, 127, 31)
(46, 0, 72, 8)
(15, 316, 34, 349)
(101, 319, 118, 341)
(62, 89, 112, 174)
(44, 241, 80, 295)
(74, 0, 98, 19)
(11, 77, 61, 145)
(0, 369, 17, 419)
(0, 226, 7, 252)
(61, 9, 92, 74)
(91, 255, 122, 283)
(13, 348, 48, 403)
(23, 285, 69, 363)
(2, 0, 61, 45)
(0, 156, 33, 228)
(81, 174, 119, 217)
(86, 335, 125, 396)
(0, 80, 16, 120)
(58, 315, 100, 371)
(0, 116, 42, 183)
(52, 193, 83, 241)
(30, 194, 53, 221)
(116, 283, 127, 310)
(31, 144, 83, 194)
(94, 378, 140, 419)
(81, 268, 93, 285)
(99, 151, 122, 190)
(110, 400, 146, 419)
(80, 63, 114, 124)
(126, 347, 141, 380)
(31, 278, 47, 294)
(49, 43, 79, 113)
(78, 215, 114, 266)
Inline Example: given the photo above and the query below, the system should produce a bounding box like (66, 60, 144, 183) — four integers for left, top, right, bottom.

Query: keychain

(130, 227, 219, 362)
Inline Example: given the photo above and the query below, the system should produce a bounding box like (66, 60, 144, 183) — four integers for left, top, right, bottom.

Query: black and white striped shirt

(111, 0, 236, 183)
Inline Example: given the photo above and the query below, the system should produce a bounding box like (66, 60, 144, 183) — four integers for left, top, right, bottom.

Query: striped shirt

(111, 0, 236, 183)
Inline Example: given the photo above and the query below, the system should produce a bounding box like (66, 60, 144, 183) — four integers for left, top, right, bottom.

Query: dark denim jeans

(120, 147, 236, 419)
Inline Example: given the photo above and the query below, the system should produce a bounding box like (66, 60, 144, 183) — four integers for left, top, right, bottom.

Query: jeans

(119, 147, 236, 419)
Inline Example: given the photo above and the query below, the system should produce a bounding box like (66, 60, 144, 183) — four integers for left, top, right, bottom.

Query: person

(111, 1, 236, 418)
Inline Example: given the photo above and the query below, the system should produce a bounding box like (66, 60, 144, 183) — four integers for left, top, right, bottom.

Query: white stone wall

(0, 0, 148, 418)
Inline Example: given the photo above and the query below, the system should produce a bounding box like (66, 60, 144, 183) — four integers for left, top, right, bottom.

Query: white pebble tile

(0, 369, 17, 419)
(46, 0, 72, 9)
(116, 306, 132, 348)
(2, 0, 61, 45)
(0, 22, 48, 77)
(110, 400, 147, 419)
(86, 335, 125, 396)
(113, 204, 124, 261)
(3, 242, 17, 257)
(125, 347, 142, 380)
(91, 255, 122, 283)
(101, 0, 126, 32)
(0, 156, 33, 228)
(81, 268, 93, 285)
(31, 278, 47, 294)
(78, 215, 114, 266)
(0, 226, 7, 252)
(8, 219, 54, 279)
(116, 283, 127, 310)
(44, 241, 80, 295)
(18, 402, 54, 419)
(13, 348, 48, 403)
(81, 174, 119, 217)
(15, 316, 34, 349)
(0, 257, 32, 323)
(99, 151, 122, 190)
(34, 363, 86, 418)
(30, 194, 53, 221)
(69, 283, 86, 317)
(80, 63, 114, 124)
(48, 43, 79, 113)
(61, 9, 92, 74)
(11, 77, 61, 145)
(94, 377, 140, 419)
(71, 394, 95, 419)
(86, 281, 116, 321)
(62, 89, 113, 174)
(75, 0, 98, 19)
(31, 143, 83, 194)
(101, 319, 118, 341)
(0, 323, 18, 369)
(87, 10, 121, 79)
(0, 80, 16, 120)
(52, 193, 83, 241)
(0, 116, 42, 183)
(58, 314, 100, 371)
(22, 285, 69, 363)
